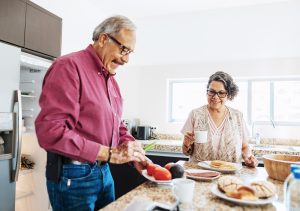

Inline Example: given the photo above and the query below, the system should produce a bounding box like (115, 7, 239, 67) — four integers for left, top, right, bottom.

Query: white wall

(117, 58, 300, 135)
(131, 1, 300, 66)
(116, 1, 300, 136)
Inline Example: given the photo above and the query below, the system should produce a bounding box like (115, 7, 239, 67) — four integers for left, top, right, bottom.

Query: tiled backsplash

(154, 133, 182, 140)
(260, 138, 300, 146)
(154, 133, 300, 146)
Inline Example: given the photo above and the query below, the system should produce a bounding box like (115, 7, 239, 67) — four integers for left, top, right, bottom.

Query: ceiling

(31, 0, 288, 19)
(30, 0, 297, 65)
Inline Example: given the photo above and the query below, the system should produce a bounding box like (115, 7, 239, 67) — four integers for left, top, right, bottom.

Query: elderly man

(35, 15, 148, 210)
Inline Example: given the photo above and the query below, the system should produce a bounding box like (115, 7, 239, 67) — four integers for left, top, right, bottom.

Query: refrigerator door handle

(11, 90, 22, 182)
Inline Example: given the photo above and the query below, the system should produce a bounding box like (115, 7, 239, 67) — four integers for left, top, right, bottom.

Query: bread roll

(226, 185, 257, 200)
(218, 176, 243, 193)
(250, 181, 276, 198)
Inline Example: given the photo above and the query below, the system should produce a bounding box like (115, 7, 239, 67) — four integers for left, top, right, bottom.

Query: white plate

(211, 185, 277, 206)
(185, 169, 221, 181)
(197, 161, 242, 173)
(141, 169, 172, 184)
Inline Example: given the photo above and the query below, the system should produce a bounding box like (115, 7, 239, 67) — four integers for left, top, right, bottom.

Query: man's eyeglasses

(207, 89, 228, 98)
(106, 34, 133, 56)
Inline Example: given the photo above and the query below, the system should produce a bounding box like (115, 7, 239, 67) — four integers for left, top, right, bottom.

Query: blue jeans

(47, 162, 115, 211)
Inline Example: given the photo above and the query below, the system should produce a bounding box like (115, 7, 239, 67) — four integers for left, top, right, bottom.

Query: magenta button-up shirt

(35, 45, 134, 163)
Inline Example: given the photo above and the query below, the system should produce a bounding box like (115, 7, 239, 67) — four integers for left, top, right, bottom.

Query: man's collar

(86, 45, 116, 78)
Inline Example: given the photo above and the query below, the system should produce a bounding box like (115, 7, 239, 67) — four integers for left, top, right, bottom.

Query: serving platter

(211, 185, 276, 206)
(198, 161, 242, 173)
(141, 169, 172, 184)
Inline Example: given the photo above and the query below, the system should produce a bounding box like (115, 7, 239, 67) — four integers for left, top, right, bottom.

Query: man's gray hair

(92, 15, 136, 41)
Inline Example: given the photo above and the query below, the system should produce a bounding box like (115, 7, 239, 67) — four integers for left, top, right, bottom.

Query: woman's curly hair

(206, 71, 239, 101)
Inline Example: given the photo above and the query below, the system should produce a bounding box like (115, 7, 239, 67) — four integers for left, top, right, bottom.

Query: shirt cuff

(80, 140, 101, 163)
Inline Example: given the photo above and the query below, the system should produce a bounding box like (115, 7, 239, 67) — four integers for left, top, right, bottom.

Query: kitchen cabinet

(109, 163, 146, 199)
(25, 2, 62, 58)
(0, 0, 26, 46)
(0, 0, 62, 58)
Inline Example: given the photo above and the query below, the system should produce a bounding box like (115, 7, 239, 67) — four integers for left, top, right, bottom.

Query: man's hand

(132, 157, 152, 173)
(109, 141, 147, 164)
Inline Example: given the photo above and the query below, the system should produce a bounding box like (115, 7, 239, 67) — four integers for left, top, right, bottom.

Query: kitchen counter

(101, 161, 285, 211)
(138, 139, 300, 160)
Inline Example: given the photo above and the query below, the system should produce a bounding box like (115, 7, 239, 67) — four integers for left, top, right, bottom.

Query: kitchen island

(102, 161, 285, 211)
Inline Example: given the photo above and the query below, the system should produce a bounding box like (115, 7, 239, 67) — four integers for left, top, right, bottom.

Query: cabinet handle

(22, 108, 34, 112)
(11, 90, 22, 182)
(22, 115, 33, 118)
(20, 80, 35, 84)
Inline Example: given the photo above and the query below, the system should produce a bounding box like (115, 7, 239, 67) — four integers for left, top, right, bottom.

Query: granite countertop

(138, 139, 300, 159)
(101, 161, 285, 211)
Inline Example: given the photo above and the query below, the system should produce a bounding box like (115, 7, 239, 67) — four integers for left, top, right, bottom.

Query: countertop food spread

(101, 161, 285, 211)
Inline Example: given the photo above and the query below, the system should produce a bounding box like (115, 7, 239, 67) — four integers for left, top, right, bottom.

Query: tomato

(147, 163, 158, 176)
(164, 162, 175, 170)
(153, 167, 172, 181)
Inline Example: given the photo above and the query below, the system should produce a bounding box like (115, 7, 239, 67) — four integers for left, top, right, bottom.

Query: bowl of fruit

(143, 162, 185, 184)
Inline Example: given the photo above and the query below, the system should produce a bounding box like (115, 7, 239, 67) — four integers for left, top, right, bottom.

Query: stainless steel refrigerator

(0, 42, 22, 211)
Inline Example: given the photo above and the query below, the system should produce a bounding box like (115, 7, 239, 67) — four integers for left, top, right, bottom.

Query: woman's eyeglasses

(106, 34, 133, 56)
(207, 89, 228, 98)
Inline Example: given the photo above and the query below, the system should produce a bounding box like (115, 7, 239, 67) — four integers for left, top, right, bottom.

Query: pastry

(226, 186, 258, 201)
(250, 180, 276, 198)
(211, 160, 225, 167)
(217, 176, 243, 193)
(210, 160, 237, 171)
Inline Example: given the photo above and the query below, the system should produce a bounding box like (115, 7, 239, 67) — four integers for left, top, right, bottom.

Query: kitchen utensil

(143, 142, 156, 152)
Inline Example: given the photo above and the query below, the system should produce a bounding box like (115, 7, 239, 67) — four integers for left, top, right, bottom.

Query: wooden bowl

(263, 154, 300, 181)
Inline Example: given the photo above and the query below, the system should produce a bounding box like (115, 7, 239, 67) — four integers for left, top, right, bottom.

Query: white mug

(172, 178, 195, 203)
(194, 130, 208, 143)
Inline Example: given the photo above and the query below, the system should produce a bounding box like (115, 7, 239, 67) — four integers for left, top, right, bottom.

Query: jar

(284, 166, 300, 211)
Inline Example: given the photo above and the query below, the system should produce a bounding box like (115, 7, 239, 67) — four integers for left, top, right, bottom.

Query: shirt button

(114, 113, 117, 117)
(97, 72, 101, 75)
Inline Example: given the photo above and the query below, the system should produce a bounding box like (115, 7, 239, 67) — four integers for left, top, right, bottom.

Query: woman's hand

(182, 132, 195, 155)
(244, 154, 258, 168)
(242, 143, 258, 168)
(110, 141, 147, 164)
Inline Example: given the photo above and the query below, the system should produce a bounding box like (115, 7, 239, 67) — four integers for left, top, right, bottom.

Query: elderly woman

(181, 71, 258, 167)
